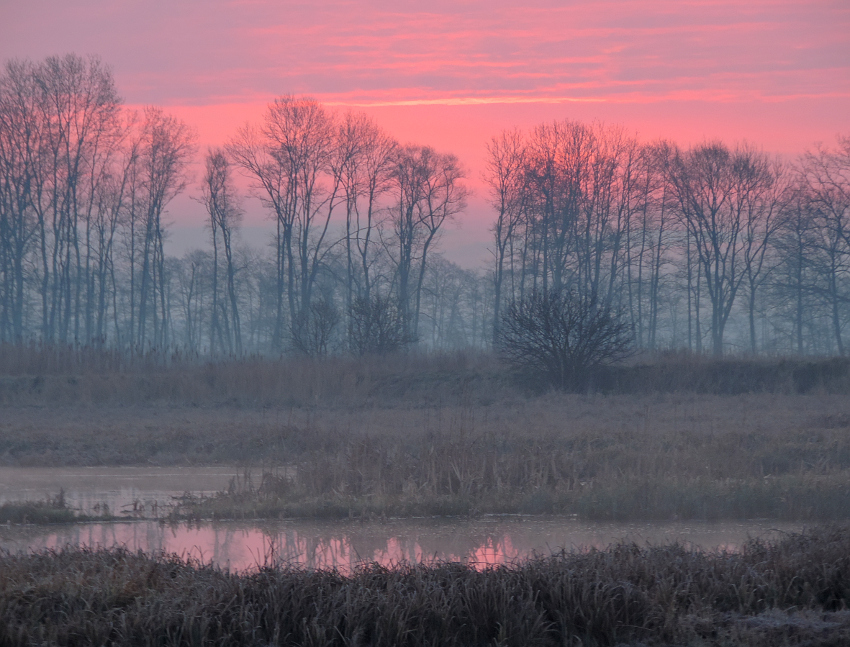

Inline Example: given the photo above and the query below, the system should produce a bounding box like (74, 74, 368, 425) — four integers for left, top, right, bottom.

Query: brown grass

(2, 526, 850, 646)
(1, 344, 848, 409)
(3, 391, 847, 520)
(2, 344, 850, 520)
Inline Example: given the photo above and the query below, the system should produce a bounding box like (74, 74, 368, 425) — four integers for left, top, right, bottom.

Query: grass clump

(0, 491, 114, 524)
(2, 526, 850, 646)
(173, 470, 850, 522)
(0, 491, 77, 524)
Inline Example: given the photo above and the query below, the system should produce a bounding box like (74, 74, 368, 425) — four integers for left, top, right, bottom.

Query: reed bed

(0, 491, 115, 525)
(2, 345, 850, 521)
(1, 344, 849, 409)
(3, 392, 850, 521)
(0, 492, 76, 525)
(1, 526, 849, 646)
(168, 474, 850, 521)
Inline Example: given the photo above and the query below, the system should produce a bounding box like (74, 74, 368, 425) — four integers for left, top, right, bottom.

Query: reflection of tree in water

(258, 525, 523, 571)
(0, 522, 564, 572)
(1, 520, 802, 573)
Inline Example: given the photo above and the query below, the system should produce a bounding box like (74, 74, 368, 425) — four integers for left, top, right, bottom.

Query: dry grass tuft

(2, 526, 850, 646)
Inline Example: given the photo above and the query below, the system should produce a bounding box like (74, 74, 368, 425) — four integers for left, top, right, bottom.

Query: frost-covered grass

(2, 526, 850, 646)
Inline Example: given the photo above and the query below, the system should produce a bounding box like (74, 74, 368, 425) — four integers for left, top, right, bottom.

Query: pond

(0, 467, 803, 573)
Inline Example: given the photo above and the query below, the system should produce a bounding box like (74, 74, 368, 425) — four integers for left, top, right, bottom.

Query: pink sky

(2, 0, 848, 264)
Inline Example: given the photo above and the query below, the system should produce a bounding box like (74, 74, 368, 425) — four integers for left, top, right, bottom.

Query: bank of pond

(3, 467, 849, 645)
(1, 525, 849, 646)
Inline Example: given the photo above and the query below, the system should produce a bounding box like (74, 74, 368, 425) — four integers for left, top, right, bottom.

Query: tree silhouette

(497, 290, 633, 391)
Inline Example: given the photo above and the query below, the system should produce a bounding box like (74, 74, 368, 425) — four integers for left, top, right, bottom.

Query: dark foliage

(348, 293, 415, 355)
(497, 290, 633, 391)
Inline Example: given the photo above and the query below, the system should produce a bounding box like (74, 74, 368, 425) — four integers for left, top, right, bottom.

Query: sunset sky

(2, 0, 848, 264)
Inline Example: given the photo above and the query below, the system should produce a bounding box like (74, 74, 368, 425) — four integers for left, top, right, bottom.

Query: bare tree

(348, 293, 410, 355)
(497, 289, 632, 391)
(88, 115, 139, 347)
(229, 96, 343, 350)
(134, 106, 196, 351)
(798, 137, 850, 354)
(0, 59, 41, 342)
(388, 145, 468, 339)
(622, 141, 673, 350)
(335, 112, 397, 323)
(289, 297, 340, 357)
(201, 148, 243, 355)
(739, 154, 789, 353)
(484, 129, 529, 345)
(667, 143, 779, 355)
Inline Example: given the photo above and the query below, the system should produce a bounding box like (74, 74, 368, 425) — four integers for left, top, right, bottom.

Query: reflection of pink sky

(1, 519, 802, 575)
(8, 524, 529, 573)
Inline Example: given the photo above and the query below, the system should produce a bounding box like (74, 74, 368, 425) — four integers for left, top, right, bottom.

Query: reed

(1, 344, 849, 409)
(0, 491, 115, 524)
(0, 491, 76, 524)
(172, 470, 850, 522)
(1, 526, 849, 646)
(3, 345, 849, 521)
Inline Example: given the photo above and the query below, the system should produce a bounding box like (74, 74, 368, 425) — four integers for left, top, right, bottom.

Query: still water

(0, 467, 803, 573)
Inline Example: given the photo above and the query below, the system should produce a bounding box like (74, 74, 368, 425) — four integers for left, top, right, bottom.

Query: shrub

(348, 293, 414, 355)
(497, 289, 632, 391)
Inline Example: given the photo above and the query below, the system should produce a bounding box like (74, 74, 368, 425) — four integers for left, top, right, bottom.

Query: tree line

(486, 123, 850, 356)
(1, 54, 848, 357)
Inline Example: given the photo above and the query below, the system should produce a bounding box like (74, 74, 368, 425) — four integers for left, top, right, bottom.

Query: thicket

(2, 527, 850, 646)
(497, 289, 634, 391)
(0, 344, 848, 408)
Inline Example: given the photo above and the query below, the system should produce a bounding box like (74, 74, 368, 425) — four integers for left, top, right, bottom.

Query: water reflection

(0, 518, 802, 574)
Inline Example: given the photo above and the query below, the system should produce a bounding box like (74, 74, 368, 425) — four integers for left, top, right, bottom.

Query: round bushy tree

(497, 290, 633, 391)
(348, 294, 414, 355)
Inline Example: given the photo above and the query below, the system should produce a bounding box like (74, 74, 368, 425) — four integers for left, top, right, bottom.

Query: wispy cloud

(3, 0, 846, 107)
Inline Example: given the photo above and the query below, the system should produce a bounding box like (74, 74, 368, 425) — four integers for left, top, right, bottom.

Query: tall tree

(388, 145, 468, 339)
(484, 129, 528, 344)
(799, 137, 850, 354)
(134, 106, 196, 351)
(200, 148, 243, 355)
(229, 96, 342, 350)
(667, 143, 778, 356)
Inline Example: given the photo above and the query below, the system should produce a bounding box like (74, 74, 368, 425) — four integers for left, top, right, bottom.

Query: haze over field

(3, 0, 847, 264)
(3, 6, 850, 641)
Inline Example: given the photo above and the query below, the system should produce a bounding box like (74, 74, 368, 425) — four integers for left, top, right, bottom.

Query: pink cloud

(3, 0, 846, 107)
(3, 0, 847, 247)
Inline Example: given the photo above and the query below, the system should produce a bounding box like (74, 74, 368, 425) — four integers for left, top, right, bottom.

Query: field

(3, 347, 850, 646)
(1, 345, 849, 522)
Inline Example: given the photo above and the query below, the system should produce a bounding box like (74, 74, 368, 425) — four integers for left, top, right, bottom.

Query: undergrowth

(170, 470, 850, 522)
(0, 491, 114, 524)
(2, 526, 850, 646)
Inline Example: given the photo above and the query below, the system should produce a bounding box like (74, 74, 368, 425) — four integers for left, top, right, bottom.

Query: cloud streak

(3, 0, 846, 107)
